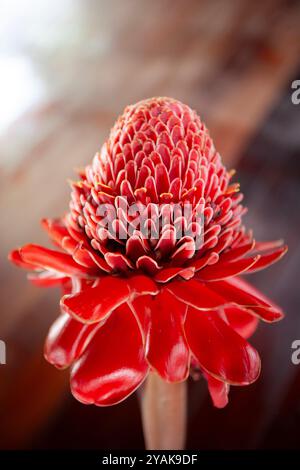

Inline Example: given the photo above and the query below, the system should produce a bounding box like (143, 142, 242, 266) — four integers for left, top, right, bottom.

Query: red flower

(9, 97, 287, 408)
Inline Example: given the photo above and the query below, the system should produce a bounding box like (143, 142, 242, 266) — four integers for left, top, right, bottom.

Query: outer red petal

(127, 275, 159, 296)
(61, 276, 131, 323)
(219, 241, 255, 263)
(129, 295, 152, 350)
(44, 313, 99, 368)
(146, 289, 189, 382)
(61, 275, 158, 324)
(206, 373, 229, 408)
(185, 307, 261, 385)
(154, 266, 195, 283)
(223, 306, 259, 339)
(19, 244, 97, 277)
(208, 277, 284, 322)
(9, 249, 38, 270)
(41, 218, 69, 248)
(70, 303, 148, 406)
(167, 279, 226, 310)
(196, 256, 259, 281)
(245, 245, 288, 273)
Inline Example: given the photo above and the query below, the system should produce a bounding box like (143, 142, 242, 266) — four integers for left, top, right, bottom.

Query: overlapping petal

(61, 274, 158, 324)
(206, 373, 229, 408)
(70, 303, 148, 406)
(166, 279, 226, 310)
(44, 313, 99, 368)
(131, 289, 189, 382)
(223, 306, 259, 339)
(185, 307, 261, 385)
(208, 277, 284, 322)
(19, 244, 97, 277)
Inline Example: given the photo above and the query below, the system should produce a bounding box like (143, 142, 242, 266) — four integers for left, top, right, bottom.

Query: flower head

(9, 97, 287, 408)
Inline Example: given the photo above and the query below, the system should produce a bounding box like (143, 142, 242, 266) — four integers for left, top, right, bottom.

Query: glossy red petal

(19, 244, 97, 277)
(206, 373, 229, 408)
(196, 256, 259, 281)
(208, 277, 284, 322)
(8, 249, 38, 270)
(129, 295, 152, 349)
(167, 279, 226, 310)
(70, 303, 148, 406)
(185, 307, 261, 384)
(224, 306, 259, 339)
(61, 274, 158, 324)
(245, 245, 288, 273)
(154, 266, 195, 283)
(219, 240, 255, 263)
(61, 276, 131, 324)
(127, 275, 159, 296)
(44, 313, 99, 368)
(146, 289, 189, 382)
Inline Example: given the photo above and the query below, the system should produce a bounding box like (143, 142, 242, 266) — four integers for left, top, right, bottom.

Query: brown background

(0, 0, 300, 449)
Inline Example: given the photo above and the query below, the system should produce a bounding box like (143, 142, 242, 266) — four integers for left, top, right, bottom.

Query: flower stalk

(140, 372, 187, 450)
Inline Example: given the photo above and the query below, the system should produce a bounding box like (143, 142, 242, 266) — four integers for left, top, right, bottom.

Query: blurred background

(0, 0, 300, 450)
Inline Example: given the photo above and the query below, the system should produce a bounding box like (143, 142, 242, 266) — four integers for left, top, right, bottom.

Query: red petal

(85, 249, 111, 272)
(70, 303, 148, 406)
(129, 295, 152, 349)
(9, 249, 38, 270)
(104, 252, 134, 271)
(155, 163, 170, 195)
(154, 266, 195, 283)
(41, 218, 69, 248)
(126, 235, 149, 261)
(254, 239, 284, 252)
(167, 279, 226, 310)
(185, 307, 261, 384)
(208, 277, 284, 322)
(155, 228, 176, 258)
(61, 275, 158, 324)
(245, 245, 288, 273)
(190, 252, 219, 272)
(224, 306, 259, 339)
(196, 256, 259, 281)
(136, 256, 161, 275)
(72, 244, 99, 268)
(61, 276, 131, 324)
(171, 238, 195, 263)
(19, 244, 97, 277)
(147, 289, 189, 381)
(44, 313, 98, 368)
(219, 240, 255, 263)
(61, 236, 78, 254)
(127, 275, 159, 296)
(206, 374, 229, 408)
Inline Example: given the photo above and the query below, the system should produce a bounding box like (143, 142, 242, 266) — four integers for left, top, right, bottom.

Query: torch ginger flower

(9, 97, 287, 408)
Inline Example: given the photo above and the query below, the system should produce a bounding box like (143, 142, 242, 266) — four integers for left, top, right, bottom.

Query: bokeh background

(0, 0, 300, 450)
